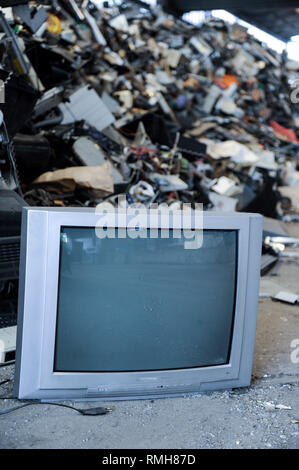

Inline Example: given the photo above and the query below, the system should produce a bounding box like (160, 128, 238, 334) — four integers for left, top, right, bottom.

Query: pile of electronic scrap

(0, 0, 299, 214)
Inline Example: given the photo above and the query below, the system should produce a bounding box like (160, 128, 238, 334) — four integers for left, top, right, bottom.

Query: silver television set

(14, 207, 263, 400)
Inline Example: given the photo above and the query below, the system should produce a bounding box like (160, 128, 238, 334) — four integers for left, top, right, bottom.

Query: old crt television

(14, 207, 263, 400)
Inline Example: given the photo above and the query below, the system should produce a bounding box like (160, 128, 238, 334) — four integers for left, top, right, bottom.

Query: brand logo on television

(95, 196, 204, 250)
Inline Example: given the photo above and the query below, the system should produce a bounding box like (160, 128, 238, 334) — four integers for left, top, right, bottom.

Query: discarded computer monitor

(0, 189, 26, 282)
(15, 207, 262, 400)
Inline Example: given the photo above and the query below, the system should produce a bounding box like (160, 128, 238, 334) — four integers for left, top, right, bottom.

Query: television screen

(54, 227, 237, 373)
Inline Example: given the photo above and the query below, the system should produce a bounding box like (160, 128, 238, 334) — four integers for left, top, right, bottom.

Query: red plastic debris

(270, 121, 299, 144)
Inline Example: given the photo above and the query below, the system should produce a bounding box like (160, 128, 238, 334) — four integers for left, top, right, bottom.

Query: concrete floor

(0, 225, 298, 449)
(252, 223, 299, 385)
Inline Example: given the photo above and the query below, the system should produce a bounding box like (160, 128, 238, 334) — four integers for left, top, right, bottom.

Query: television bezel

(14, 208, 263, 400)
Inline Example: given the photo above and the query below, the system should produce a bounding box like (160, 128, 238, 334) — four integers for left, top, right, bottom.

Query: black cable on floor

(0, 379, 11, 386)
(0, 360, 15, 368)
(0, 400, 114, 416)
